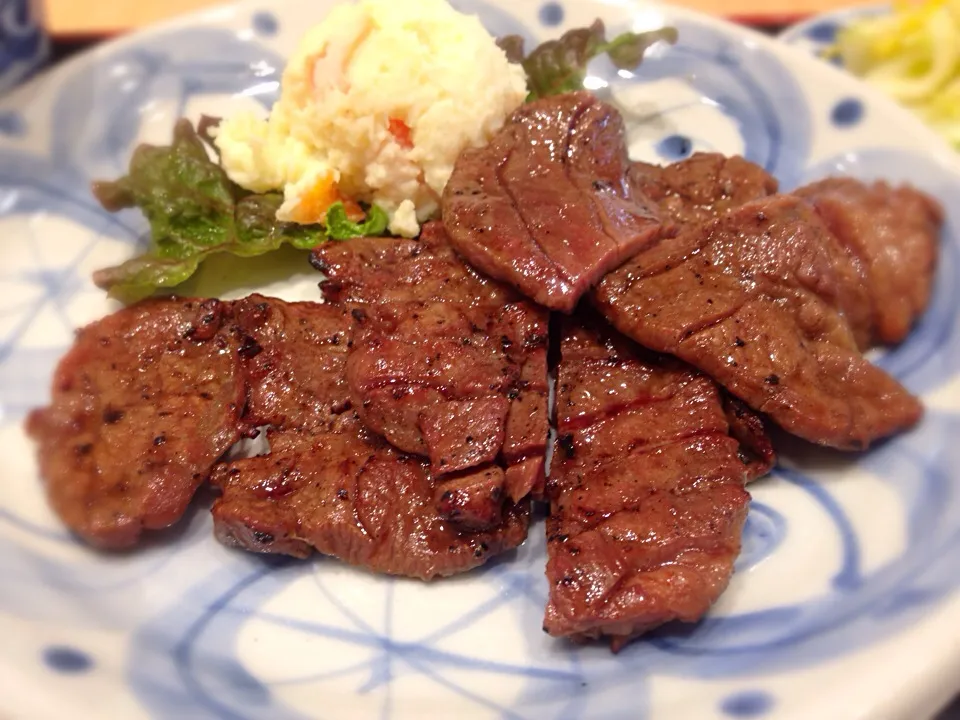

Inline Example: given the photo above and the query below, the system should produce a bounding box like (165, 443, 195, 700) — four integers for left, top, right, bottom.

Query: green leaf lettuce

(92, 119, 386, 303)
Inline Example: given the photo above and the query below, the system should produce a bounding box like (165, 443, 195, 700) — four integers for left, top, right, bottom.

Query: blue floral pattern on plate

(1, 1, 959, 719)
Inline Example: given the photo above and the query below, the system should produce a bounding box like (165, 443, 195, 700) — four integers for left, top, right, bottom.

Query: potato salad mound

(215, 0, 529, 237)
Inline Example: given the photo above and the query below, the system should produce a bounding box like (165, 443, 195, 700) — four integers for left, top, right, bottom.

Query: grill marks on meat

(545, 317, 772, 650)
(629, 152, 779, 230)
(25, 90, 944, 642)
(212, 419, 529, 579)
(312, 223, 549, 530)
(29, 295, 530, 576)
(632, 159, 943, 349)
(342, 303, 519, 459)
(442, 91, 661, 311)
(232, 295, 356, 430)
(796, 178, 943, 347)
(209, 297, 532, 578)
(25, 298, 248, 549)
(595, 195, 923, 450)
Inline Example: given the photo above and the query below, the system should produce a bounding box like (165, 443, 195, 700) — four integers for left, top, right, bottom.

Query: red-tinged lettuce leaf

(92, 255, 205, 305)
(91, 119, 384, 303)
(91, 191, 329, 303)
(498, 20, 678, 100)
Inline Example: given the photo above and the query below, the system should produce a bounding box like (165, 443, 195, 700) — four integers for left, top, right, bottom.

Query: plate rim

(777, 2, 890, 45)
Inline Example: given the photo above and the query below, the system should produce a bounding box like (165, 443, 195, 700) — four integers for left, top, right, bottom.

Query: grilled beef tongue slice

(441, 91, 661, 312)
(594, 194, 922, 450)
(231, 294, 357, 431)
(25, 297, 248, 549)
(795, 177, 942, 348)
(628, 152, 779, 231)
(211, 418, 529, 579)
(211, 297, 531, 576)
(627, 155, 943, 350)
(312, 222, 549, 531)
(545, 314, 773, 651)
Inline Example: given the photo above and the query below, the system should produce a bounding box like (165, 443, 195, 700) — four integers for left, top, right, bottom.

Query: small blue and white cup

(0, 0, 49, 95)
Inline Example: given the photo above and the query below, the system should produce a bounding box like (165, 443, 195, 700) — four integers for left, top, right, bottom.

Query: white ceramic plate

(2, 1, 960, 719)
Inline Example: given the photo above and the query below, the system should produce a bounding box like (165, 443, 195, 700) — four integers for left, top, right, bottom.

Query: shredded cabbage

(831, 0, 960, 148)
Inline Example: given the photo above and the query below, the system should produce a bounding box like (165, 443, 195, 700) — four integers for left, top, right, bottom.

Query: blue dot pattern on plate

(832, 98, 865, 127)
(655, 134, 693, 161)
(0, 110, 25, 136)
(600, 18, 812, 188)
(805, 21, 840, 43)
(538, 2, 564, 27)
(252, 11, 278, 37)
(720, 690, 774, 717)
(43, 646, 93, 674)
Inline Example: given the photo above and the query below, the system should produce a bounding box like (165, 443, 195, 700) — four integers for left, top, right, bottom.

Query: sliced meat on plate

(312, 222, 549, 529)
(26, 292, 532, 574)
(795, 177, 943, 347)
(544, 315, 773, 650)
(25, 297, 249, 548)
(211, 417, 530, 579)
(230, 294, 356, 430)
(594, 194, 923, 450)
(441, 90, 661, 312)
(629, 152, 779, 231)
(207, 295, 531, 577)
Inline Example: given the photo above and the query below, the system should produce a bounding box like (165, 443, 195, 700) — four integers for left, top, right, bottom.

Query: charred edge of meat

(238, 335, 263, 359)
(308, 254, 331, 275)
(186, 299, 225, 341)
(319, 280, 344, 304)
(434, 465, 506, 532)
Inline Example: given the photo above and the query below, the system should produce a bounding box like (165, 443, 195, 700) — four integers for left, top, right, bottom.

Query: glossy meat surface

(232, 294, 357, 430)
(629, 152, 778, 230)
(545, 317, 771, 649)
(312, 223, 549, 528)
(26, 298, 248, 548)
(595, 195, 922, 450)
(214, 297, 532, 577)
(212, 418, 530, 580)
(27, 292, 532, 574)
(442, 91, 661, 311)
(796, 177, 942, 346)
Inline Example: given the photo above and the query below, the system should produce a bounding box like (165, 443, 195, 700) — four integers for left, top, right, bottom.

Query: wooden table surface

(44, 0, 876, 37)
